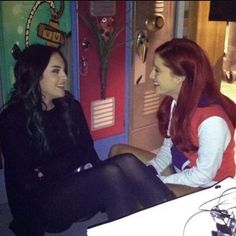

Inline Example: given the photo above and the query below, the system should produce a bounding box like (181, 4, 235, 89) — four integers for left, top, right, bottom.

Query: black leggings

(33, 154, 175, 235)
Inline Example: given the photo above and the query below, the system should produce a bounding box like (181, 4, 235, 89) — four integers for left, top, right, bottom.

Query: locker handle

(136, 31, 149, 63)
(145, 14, 165, 32)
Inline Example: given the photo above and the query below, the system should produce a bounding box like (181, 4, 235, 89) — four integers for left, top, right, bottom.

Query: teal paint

(0, 1, 71, 102)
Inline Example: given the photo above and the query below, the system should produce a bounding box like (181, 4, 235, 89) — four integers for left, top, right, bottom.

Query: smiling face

(150, 54, 184, 100)
(40, 52, 67, 110)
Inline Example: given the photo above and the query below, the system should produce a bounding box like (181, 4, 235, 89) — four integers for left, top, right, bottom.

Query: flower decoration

(79, 14, 125, 99)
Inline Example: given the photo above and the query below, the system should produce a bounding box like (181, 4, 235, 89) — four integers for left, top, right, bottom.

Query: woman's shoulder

(65, 92, 82, 109)
(192, 104, 230, 127)
(0, 103, 25, 125)
(70, 99, 84, 117)
(63, 91, 80, 104)
(194, 104, 226, 117)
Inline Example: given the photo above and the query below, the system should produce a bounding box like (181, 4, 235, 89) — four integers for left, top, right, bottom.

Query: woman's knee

(112, 153, 141, 167)
(109, 144, 128, 157)
(98, 162, 124, 180)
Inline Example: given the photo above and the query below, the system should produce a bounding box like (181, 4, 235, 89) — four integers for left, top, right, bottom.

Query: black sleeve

(38, 100, 100, 180)
(0, 108, 49, 233)
(0, 110, 41, 194)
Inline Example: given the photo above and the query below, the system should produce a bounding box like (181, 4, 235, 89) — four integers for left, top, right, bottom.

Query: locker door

(129, 1, 175, 151)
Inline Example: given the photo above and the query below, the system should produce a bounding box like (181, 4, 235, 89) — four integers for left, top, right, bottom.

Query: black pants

(11, 153, 175, 235)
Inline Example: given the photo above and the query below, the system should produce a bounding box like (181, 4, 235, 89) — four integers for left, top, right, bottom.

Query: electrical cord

(182, 186, 236, 236)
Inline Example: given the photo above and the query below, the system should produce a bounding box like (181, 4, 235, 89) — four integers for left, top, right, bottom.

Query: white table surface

(87, 177, 236, 236)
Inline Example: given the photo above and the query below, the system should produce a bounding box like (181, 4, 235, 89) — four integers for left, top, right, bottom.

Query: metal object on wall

(80, 38, 90, 77)
(134, 30, 148, 85)
(91, 97, 115, 131)
(145, 1, 165, 32)
(145, 14, 165, 31)
(90, 1, 116, 16)
(136, 30, 149, 63)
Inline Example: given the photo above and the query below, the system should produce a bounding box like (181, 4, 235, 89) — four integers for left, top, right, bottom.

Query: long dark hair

(155, 38, 236, 152)
(7, 44, 76, 152)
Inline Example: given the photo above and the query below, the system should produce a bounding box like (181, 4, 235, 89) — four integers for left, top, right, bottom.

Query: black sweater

(0, 99, 99, 232)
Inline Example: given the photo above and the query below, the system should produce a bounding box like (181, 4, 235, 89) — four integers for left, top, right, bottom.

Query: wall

(181, 1, 227, 88)
(186, 1, 226, 66)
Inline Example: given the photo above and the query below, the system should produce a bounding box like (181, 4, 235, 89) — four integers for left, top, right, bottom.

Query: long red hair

(156, 38, 236, 152)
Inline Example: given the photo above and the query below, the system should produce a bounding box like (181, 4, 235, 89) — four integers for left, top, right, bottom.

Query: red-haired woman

(110, 38, 236, 197)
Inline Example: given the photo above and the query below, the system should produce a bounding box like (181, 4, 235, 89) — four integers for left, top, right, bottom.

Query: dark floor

(0, 171, 108, 236)
(0, 204, 107, 236)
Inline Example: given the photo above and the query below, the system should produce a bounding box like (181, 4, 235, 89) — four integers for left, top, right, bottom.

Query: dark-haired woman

(110, 38, 236, 196)
(0, 44, 174, 236)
